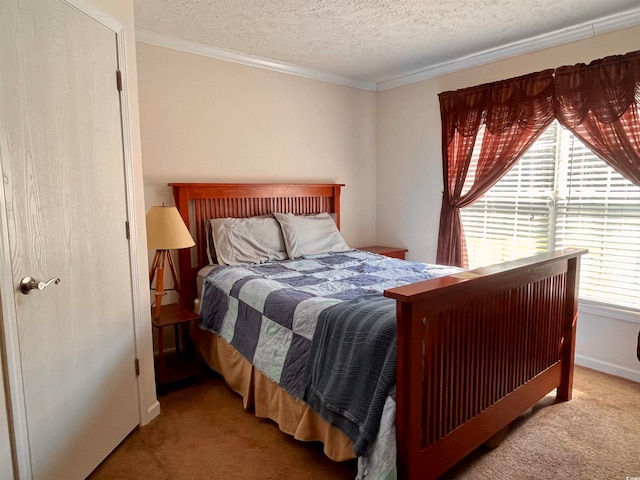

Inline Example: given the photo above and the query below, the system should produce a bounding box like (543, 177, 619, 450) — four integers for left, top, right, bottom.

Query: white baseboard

(141, 401, 161, 426)
(575, 354, 640, 383)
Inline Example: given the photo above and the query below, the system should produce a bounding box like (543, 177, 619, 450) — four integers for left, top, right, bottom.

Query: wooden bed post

(394, 301, 423, 480)
(172, 184, 195, 309)
(558, 255, 581, 401)
(333, 184, 342, 229)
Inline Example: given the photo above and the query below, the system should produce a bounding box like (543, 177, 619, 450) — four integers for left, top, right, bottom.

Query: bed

(170, 182, 586, 480)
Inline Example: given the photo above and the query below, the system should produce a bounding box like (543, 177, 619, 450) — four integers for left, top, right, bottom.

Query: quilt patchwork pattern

(199, 249, 461, 400)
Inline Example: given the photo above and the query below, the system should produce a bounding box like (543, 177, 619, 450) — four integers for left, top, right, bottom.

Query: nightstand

(358, 245, 408, 260)
(152, 303, 200, 390)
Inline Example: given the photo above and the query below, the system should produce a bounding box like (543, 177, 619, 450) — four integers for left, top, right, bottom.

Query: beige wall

(136, 43, 378, 249)
(377, 25, 640, 264)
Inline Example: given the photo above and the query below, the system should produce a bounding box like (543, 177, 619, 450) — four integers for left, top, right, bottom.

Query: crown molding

(376, 6, 640, 91)
(135, 29, 378, 92)
(136, 6, 640, 93)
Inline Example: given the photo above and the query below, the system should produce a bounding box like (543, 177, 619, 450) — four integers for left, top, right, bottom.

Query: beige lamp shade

(146, 206, 195, 250)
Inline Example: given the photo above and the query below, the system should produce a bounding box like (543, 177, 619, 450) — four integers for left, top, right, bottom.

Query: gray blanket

(303, 293, 397, 457)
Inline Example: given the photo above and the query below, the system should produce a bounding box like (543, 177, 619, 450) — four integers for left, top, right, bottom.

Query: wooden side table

(358, 245, 408, 260)
(152, 303, 200, 389)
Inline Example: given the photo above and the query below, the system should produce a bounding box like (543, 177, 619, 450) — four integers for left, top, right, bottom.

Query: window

(460, 120, 640, 311)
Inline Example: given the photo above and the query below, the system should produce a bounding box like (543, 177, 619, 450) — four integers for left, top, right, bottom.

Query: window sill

(578, 300, 640, 325)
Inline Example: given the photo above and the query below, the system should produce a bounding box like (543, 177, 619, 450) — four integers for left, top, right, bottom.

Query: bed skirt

(197, 328, 356, 462)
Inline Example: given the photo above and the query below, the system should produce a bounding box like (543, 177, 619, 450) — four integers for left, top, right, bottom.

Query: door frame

(0, 1, 154, 477)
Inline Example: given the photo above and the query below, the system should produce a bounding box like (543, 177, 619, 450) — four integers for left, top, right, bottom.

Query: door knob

(19, 276, 61, 295)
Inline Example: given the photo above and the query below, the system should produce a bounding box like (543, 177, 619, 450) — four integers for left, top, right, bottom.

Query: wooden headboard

(170, 183, 344, 307)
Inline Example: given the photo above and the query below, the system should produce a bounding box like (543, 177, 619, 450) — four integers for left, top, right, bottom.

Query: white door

(0, 365, 13, 479)
(0, 1, 139, 478)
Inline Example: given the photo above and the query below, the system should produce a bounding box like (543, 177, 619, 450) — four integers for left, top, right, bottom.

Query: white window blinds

(460, 120, 640, 310)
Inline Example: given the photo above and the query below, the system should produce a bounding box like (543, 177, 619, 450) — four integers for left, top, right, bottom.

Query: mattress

(197, 264, 217, 299)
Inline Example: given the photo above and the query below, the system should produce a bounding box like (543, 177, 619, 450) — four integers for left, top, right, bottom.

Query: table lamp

(146, 205, 195, 318)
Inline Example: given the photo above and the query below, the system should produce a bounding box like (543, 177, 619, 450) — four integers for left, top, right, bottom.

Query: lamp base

(149, 249, 181, 318)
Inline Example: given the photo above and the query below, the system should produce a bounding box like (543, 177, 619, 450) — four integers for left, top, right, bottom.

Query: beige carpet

(90, 366, 640, 479)
(444, 366, 640, 480)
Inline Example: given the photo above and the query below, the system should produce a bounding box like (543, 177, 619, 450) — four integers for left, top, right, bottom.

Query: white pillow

(273, 212, 351, 259)
(209, 216, 288, 266)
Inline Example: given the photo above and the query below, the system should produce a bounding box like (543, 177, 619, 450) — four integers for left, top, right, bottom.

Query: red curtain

(554, 51, 640, 187)
(436, 71, 555, 267)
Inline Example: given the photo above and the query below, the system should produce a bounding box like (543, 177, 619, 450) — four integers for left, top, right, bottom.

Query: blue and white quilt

(199, 249, 461, 479)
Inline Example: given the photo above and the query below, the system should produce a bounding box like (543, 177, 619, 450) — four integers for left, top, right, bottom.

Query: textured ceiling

(133, 0, 640, 86)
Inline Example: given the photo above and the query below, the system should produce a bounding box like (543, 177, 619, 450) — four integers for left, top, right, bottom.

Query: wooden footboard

(384, 248, 586, 479)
